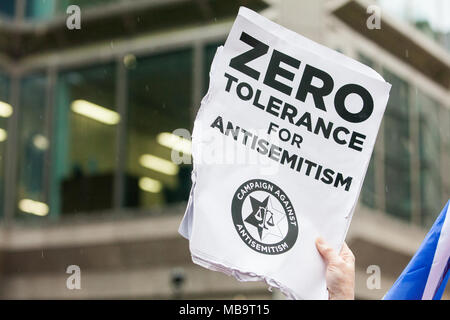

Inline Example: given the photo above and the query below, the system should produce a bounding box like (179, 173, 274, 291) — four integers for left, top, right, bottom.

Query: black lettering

(256, 139, 270, 155)
(291, 134, 303, 149)
(280, 102, 297, 124)
(211, 116, 224, 133)
(268, 144, 282, 161)
(225, 121, 240, 140)
(349, 131, 366, 151)
(280, 150, 298, 169)
(266, 96, 282, 117)
(263, 49, 300, 95)
(320, 168, 334, 184)
(304, 159, 317, 176)
(224, 73, 238, 92)
(296, 64, 334, 111)
(253, 89, 266, 110)
(296, 157, 304, 172)
(334, 84, 374, 123)
(240, 128, 253, 144)
(236, 82, 253, 101)
(295, 112, 312, 131)
(333, 126, 350, 145)
(250, 134, 258, 149)
(314, 165, 323, 180)
(229, 32, 269, 80)
(313, 117, 333, 139)
(334, 173, 353, 191)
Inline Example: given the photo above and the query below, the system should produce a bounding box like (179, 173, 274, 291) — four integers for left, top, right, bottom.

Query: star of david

(244, 195, 285, 241)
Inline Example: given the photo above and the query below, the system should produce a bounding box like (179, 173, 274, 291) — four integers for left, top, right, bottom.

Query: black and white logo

(231, 179, 298, 254)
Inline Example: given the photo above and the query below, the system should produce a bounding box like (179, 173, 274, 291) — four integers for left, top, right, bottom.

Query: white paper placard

(179, 7, 391, 300)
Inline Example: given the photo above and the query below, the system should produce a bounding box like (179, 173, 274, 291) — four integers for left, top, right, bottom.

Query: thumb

(315, 237, 340, 265)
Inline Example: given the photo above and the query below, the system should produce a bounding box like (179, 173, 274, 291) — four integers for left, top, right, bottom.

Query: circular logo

(231, 179, 298, 255)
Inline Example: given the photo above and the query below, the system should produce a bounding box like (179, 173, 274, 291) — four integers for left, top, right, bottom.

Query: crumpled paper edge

(190, 250, 310, 300)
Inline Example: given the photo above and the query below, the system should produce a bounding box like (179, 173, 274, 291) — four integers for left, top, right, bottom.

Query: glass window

(17, 73, 49, 220)
(358, 53, 376, 209)
(124, 49, 192, 210)
(0, 72, 10, 218)
(418, 92, 442, 227)
(25, 0, 55, 21)
(361, 154, 376, 209)
(51, 63, 116, 217)
(383, 69, 411, 221)
(0, 0, 15, 18)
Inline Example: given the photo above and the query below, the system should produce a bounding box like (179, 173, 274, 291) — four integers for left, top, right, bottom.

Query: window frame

(3, 23, 229, 224)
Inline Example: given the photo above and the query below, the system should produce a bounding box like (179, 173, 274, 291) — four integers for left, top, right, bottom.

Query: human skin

(315, 237, 355, 300)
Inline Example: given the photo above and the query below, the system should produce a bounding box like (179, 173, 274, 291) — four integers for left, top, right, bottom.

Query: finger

(315, 237, 340, 265)
(339, 242, 355, 264)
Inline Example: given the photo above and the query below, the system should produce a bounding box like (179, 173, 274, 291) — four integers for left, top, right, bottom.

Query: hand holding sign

(316, 237, 355, 300)
(179, 7, 391, 299)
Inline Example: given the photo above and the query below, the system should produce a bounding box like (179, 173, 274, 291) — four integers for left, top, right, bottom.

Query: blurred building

(0, 0, 448, 299)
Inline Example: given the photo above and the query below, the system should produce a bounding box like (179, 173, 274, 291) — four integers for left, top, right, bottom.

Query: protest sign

(179, 7, 391, 299)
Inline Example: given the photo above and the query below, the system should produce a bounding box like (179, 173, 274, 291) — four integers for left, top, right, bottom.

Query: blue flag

(383, 200, 450, 300)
